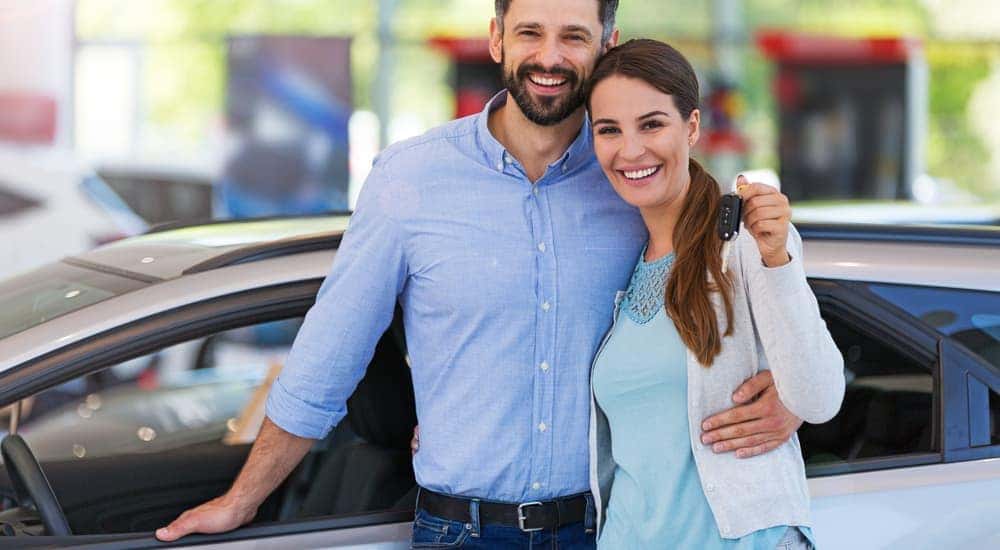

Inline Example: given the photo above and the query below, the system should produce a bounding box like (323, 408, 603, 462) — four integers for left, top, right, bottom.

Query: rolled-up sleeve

(265, 158, 409, 439)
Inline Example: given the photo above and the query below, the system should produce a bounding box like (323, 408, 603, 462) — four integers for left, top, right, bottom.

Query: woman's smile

(617, 164, 663, 186)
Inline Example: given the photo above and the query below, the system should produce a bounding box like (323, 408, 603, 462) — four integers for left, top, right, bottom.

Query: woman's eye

(596, 126, 620, 135)
(642, 120, 664, 130)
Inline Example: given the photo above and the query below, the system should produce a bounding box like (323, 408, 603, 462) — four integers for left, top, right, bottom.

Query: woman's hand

(737, 175, 791, 267)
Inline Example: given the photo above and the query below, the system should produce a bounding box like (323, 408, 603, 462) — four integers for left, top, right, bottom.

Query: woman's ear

(489, 17, 503, 64)
(688, 109, 701, 147)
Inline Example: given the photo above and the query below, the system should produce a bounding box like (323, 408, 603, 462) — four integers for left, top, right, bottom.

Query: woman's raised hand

(737, 175, 791, 267)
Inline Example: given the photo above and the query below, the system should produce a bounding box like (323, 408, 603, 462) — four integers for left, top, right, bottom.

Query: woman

(586, 39, 844, 549)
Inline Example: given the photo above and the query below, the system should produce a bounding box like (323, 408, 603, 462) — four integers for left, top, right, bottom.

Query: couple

(157, 0, 844, 548)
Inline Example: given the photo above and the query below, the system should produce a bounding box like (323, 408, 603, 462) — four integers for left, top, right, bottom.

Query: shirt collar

(475, 89, 596, 177)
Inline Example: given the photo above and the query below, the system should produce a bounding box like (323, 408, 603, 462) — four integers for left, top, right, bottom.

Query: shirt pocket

(411, 510, 473, 548)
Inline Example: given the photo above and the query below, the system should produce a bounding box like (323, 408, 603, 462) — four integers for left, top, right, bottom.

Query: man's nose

(536, 36, 565, 69)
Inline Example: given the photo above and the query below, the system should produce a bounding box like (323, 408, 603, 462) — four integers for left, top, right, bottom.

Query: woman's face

(590, 75, 699, 212)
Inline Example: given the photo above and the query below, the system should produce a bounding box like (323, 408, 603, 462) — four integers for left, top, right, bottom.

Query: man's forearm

(226, 417, 315, 512)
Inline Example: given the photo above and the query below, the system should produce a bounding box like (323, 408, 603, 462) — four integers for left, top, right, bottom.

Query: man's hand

(155, 494, 256, 542)
(700, 370, 802, 458)
(156, 418, 314, 542)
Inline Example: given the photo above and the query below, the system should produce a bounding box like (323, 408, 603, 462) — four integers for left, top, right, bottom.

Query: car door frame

(0, 279, 414, 548)
(804, 278, 943, 479)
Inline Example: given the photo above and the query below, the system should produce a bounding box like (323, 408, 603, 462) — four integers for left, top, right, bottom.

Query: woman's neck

(639, 172, 690, 262)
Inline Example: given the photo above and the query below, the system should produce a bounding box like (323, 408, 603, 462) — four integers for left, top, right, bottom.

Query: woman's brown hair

(587, 39, 734, 365)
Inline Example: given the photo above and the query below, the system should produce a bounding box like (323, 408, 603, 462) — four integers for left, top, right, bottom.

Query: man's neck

(488, 97, 586, 183)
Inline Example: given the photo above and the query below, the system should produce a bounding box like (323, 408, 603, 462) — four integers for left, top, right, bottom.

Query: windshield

(0, 262, 149, 340)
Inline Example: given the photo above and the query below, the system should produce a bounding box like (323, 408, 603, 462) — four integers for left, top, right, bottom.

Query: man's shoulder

(376, 114, 481, 169)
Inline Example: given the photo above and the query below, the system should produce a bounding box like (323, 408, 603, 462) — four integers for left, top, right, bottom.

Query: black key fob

(717, 193, 742, 242)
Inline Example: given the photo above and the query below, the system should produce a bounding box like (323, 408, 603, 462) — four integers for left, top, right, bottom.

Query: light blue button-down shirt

(265, 91, 646, 503)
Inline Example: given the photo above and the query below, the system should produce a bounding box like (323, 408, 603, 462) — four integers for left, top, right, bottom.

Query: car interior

(798, 310, 934, 466)
(0, 294, 942, 538)
(0, 312, 418, 539)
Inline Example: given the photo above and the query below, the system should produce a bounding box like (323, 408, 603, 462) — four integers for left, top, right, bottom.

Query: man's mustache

(515, 63, 579, 86)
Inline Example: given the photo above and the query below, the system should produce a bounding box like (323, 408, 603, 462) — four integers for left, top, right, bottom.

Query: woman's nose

(621, 134, 646, 159)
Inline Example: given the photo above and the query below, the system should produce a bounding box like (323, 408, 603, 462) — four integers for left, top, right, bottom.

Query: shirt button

(496, 161, 504, 171)
(541, 301, 551, 312)
(504, 153, 513, 163)
(532, 482, 541, 490)
(532, 186, 539, 196)
(538, 422, 547, 432)
(537, 242, 547, 253)
(540, 361, 549, 372)
(562, 164, 568, 173)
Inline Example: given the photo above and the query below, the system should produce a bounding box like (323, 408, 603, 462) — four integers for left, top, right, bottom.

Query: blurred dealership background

(2, 0, 1000, 277)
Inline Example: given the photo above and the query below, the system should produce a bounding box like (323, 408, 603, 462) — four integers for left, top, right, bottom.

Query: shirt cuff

(264, 377, 344, 440)
(756, 251, 809, 297)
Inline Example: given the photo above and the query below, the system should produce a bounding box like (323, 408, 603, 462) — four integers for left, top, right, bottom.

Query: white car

(0, 148, 147, 279)
(0, 217, 996, 549)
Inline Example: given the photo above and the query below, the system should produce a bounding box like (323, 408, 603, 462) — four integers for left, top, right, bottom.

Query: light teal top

(592, 249, 814, 549)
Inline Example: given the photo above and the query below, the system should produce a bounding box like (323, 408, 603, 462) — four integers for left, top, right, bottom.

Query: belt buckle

(517, 501, 544, 532)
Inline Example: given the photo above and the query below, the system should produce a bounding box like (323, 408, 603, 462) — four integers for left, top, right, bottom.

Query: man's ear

(489, 17, 503, 64)
(605, 27, 620, 50)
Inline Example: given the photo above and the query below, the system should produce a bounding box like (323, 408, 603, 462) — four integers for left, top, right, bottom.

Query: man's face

(489, 0, 614, 126)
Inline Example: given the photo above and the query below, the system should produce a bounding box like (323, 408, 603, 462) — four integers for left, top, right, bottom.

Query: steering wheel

(0, 435, 71, 535)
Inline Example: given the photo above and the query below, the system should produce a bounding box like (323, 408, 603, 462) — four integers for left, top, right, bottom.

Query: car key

(718, 192, 743, 272)
(717, 192, 742, 242)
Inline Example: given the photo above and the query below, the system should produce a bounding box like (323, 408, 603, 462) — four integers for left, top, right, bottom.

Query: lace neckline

(621, 246, 675, 325)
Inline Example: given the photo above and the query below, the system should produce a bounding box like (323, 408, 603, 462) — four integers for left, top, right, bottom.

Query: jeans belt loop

(469, 498, 481, 538)
(517, 501, 545, 532)
(583, 493, 596, 534)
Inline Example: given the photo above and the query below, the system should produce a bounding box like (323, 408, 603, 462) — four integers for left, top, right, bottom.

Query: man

(157, 0, 803, 546)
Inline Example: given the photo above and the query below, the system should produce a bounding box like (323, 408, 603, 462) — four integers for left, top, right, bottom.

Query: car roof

(0, 217, 998, 376)
(61, 216, 1000, 289)
(71, 215, 351, 281)
(799, 223, 1000, 292)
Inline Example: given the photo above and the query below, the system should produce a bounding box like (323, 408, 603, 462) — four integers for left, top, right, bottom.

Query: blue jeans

(411, 493, 597, 549)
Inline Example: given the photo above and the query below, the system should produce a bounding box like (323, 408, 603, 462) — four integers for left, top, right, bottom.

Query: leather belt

(417, 488, 589, 532)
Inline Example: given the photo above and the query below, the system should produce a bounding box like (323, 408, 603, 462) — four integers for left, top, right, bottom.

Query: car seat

(850, 389, 932, 460)
(298, 327, 417, 517)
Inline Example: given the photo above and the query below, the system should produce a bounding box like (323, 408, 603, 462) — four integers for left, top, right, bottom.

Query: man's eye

(520, 30, 539, 37)
(566, 34, 585, 42)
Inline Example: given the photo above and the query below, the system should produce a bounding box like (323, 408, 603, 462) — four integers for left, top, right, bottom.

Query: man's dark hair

(494, 0, 619, 44)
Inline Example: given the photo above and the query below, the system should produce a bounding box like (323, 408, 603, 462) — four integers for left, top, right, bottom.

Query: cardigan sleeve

(737, 224, 845, 424)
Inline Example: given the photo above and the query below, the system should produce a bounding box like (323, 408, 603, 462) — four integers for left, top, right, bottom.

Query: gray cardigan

(588, 224, 845, 539)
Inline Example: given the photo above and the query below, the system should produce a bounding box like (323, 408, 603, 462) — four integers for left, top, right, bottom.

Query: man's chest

(402, 181, 645, 317)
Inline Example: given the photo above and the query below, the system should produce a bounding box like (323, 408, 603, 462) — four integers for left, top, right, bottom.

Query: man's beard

(502, 55, 587, 126)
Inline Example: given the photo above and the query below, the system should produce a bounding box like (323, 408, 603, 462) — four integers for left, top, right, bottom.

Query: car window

(799, 307, 934, 469)
(992, 389, 1000, 446)
(867, 283, 1000, 371)
(3, 314, 416, 535)
(0, 184, 42, 216)
(868, 283, 1000, 446)
(0, 262, 148, 340)
(15, 318, 302, 462)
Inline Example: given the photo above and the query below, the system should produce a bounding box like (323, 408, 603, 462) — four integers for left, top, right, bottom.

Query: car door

(0, 280, 415, 549)
(802, 279, 1000, 549)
